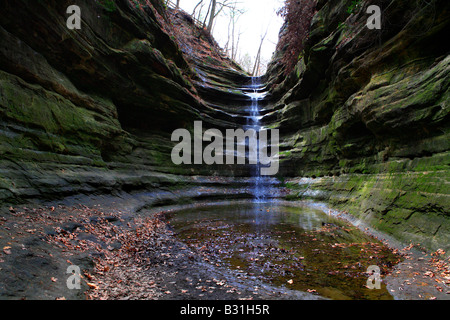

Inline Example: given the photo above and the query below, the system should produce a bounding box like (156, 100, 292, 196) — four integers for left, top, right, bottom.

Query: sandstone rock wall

(264, 0, 449, 252)
(0, 0, 253, 203)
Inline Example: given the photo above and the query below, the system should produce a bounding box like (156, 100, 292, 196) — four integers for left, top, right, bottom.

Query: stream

(168, 201, 402, 300)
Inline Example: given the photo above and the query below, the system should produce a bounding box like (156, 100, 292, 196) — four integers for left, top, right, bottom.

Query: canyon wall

(0, 0, 254, 205)
(264, 0, 449, 252)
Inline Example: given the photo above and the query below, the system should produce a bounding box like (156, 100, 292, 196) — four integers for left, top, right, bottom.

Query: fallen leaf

(424, 271, 435, 278)
(87, 282, 99, 290)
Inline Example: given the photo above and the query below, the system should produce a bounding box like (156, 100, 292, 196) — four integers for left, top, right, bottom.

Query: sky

(176, 0, 285, 74)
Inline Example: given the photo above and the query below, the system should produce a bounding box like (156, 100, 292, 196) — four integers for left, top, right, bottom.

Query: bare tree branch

(207, 0, 217, 33)
(192, 0, 204, 17)
(252, 27, 269, 76)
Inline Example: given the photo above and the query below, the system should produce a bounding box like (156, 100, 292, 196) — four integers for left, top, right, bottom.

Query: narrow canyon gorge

(0, 0, 448, 301)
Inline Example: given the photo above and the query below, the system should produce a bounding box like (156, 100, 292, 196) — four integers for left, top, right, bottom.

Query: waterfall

(245, 77, 267, 202)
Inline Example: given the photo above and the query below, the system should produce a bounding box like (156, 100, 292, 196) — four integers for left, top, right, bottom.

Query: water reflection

(169, 201, 402, 300)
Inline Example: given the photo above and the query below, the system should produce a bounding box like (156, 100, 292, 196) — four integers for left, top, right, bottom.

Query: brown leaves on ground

(428, 249, 450, 291)
(387, 244, 450, 299)
(44, 208, 168, 300)
(2, 203, 170, 300)
(3, 246, 11, 255)
(167, 7, 236, 73)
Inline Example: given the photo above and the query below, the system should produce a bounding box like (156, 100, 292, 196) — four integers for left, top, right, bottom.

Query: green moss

(279, 150, 292, 158)
(98, 0, 117, 12)
(346, 0, 362, 14)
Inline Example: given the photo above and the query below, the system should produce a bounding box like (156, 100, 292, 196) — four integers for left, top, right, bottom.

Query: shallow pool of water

(168, 201, 402, 300)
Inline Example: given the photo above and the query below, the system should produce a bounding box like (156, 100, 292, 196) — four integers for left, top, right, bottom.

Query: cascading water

(245, 77, 268, 202)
